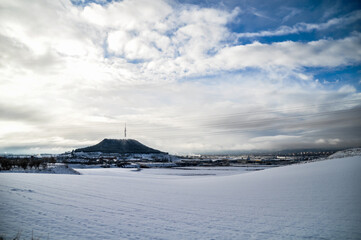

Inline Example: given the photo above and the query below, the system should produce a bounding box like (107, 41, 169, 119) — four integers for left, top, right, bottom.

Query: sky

(0, 0, 360, 154)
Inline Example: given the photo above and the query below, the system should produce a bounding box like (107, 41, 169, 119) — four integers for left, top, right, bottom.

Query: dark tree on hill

(0, 158, 12, 170)
(18, 158, 28, 170)
(49, 157, 56, 164)
(41, 160, 47, 169)
(29, 158, 42, 169)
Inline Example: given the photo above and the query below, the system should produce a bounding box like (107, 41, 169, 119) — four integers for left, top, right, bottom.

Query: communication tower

(124, 123, 127, 138)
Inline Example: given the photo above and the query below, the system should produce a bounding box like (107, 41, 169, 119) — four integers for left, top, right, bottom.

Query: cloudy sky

(1, 0, 361, 154)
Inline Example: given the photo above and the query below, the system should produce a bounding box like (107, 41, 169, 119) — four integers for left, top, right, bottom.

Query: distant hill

(74, 139, 163, 154)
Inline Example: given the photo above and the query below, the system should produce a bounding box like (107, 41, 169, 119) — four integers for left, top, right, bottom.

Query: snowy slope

(328, 148, 361, 159)
(0, 155, 360, 239)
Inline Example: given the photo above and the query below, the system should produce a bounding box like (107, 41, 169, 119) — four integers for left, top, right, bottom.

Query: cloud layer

(0, 0, 360, 154)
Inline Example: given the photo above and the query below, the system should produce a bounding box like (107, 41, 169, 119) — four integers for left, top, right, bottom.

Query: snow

(72, 166, 268, 179)
(328, 148, 361, 159)
(0, 154, 360, 239)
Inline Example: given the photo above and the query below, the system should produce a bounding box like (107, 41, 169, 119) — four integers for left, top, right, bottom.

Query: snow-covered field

(0, 155, 360, 239)
(75, 166, 272, 178)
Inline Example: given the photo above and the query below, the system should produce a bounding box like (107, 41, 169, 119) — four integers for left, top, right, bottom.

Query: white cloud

(237, 10, 361, 38)
(1, 0, 360, 83)
(81, 0, 173, 30)
(211, 34, 361, 70)
(315, 139, 326, 144)
(315, 138, 342, 147)
(250, 135, 300, 143)
(338, 85, 356, 93)
(328, 138, 340, 145)
(108, 31, 161, 60)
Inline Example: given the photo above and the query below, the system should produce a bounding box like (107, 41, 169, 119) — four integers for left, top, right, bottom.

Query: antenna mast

(124, 123, 127, 138)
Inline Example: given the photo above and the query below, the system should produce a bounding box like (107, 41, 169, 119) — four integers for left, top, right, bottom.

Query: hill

(74, 139, 163, 154)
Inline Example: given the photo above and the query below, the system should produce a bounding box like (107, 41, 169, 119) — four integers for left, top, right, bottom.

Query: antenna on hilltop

(124, 123, 127, 139)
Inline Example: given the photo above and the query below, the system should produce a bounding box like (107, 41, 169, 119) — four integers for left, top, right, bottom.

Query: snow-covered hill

(328, 148, 361, 159)
(0, 153, 360, 239)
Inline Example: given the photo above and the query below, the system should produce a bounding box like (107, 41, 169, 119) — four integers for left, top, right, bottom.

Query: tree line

(0, 157, 56, 171)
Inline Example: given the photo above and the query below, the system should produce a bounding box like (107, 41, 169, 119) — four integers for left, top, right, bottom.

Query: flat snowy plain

(1, 155, 360, 239)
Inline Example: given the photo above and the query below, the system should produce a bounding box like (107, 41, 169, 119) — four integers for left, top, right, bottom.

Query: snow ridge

(328, 148, 361, 159)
